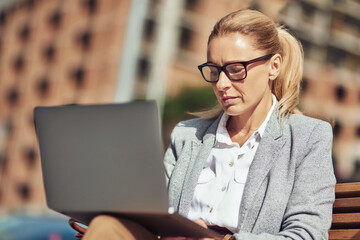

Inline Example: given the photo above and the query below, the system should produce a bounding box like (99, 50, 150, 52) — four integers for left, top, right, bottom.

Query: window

(327, 46, 346, 67)
(18, 184, 30, 201)
(24, 147, 37, 167)
(185, 0, 198, 11)
(335, 85, 346, 102)
(7, 88, 19, 105)
(82, 0, 97, 14)
(71, 66, 85, 88)
(19, 24, 30, 42)
(43, 44, 55, 62)
(48, 9, 62, 28)
(179, 26, 193, 50)
(356, 125, 360, 138)
(249, 2, 260, 11)
(143, 19, 155, 41)
(78, 30, 92, 50)
(301, 77, 308, 93)
(24, 0, 35, 10)
(13, 55, 25, 72)
(37, 77, 50, 97)
(345, 15, 360, 34)
(137, 57, 150, 79)
(0, 11, 6, 26)
(301, 1, 316, 21)
(299, 38, 311, 58)
(0, 153, 4, 168)
(333, 120, 342, 136)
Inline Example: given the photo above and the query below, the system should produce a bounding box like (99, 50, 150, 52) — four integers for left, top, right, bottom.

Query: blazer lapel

(237, 111, 286, 231)
(178, 114, 222, 215)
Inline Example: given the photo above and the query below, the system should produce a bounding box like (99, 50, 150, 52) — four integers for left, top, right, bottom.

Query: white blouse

(187, 95, 277, 233)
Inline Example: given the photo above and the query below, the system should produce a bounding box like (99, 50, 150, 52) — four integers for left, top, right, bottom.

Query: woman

(78, 9, 336, 240)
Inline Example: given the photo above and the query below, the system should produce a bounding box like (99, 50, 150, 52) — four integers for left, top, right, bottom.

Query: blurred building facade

(0, 0, 133, 212)
(0, 0, 359, 213)
(278, 0, 360, 182)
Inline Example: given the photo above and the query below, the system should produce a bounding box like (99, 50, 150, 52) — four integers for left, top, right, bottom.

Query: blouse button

(221, 186, 226, 192)
(209, 208, 213, 213)
(229, 162, 234, 167)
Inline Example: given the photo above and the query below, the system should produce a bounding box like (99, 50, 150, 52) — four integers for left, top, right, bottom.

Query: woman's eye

(210, 71, 218, 76)
(228, 65, 244, 73)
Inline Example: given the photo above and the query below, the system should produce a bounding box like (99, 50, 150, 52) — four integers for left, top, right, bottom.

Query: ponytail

(273, 26, 304, 120)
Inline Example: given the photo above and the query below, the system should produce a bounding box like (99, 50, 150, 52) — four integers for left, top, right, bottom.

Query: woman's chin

(223, 105, 247, 117)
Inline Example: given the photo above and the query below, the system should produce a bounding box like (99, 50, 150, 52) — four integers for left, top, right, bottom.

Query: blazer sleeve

(233, 121, 336, 240)
(163, 124, 179, 187)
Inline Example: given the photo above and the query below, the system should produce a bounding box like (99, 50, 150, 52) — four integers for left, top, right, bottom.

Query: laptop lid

(34, 101, 168, 214)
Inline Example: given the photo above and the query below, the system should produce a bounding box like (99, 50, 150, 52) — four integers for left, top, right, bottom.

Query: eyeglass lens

(201, 63, 246, 82)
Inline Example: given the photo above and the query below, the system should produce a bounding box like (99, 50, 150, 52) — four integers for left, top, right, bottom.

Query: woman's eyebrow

(206, 60, 245, 66)
(205, 61, 216, 65)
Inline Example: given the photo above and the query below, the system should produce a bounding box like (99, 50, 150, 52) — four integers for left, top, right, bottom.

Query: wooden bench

(329, 182, 360, 240)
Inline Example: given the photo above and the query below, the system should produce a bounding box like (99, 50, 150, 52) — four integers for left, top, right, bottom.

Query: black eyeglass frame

(197, 54, 275, 83)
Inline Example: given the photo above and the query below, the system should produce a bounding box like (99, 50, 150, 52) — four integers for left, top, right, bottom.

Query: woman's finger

(69, 218, 87, 234)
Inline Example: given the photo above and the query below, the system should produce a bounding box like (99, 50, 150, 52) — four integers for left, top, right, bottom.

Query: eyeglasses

(197, 54, 274, 83)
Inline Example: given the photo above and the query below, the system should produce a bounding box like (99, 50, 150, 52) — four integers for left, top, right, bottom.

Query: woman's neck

(227, 94, 273, 136)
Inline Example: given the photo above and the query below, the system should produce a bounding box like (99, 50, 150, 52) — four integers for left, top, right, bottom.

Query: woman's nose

(215, 71, 231, 90)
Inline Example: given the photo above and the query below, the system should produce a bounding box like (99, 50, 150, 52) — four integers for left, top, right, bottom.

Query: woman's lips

(222, 96, 237, 104)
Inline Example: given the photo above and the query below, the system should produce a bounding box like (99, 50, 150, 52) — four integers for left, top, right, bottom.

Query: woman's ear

(268, 54, 282, 81)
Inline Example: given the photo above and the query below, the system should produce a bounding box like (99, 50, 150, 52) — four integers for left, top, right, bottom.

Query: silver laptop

(34, 101, 221, 239)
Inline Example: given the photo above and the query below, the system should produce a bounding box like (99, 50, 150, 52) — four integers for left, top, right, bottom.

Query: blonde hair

(195, 9, 304, 121)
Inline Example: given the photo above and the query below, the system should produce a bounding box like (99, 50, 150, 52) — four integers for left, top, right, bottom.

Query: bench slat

(329, 229, 360, 240)
(332, 213, 360, 229)
(329, 182, 360, 239)
(336, 183, 360, 198)
(333, 197, 360, 213)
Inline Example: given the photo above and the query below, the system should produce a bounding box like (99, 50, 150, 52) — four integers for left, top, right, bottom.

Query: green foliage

(163, 86, 217, 122)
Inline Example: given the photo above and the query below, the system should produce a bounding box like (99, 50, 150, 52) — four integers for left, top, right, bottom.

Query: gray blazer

(164, 110, 336, 240)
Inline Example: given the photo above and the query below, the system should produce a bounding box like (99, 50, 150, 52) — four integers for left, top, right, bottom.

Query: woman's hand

(68, 218, 87, 239)
(160, 219, 214, 240)
(193, 219, 208, 229)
